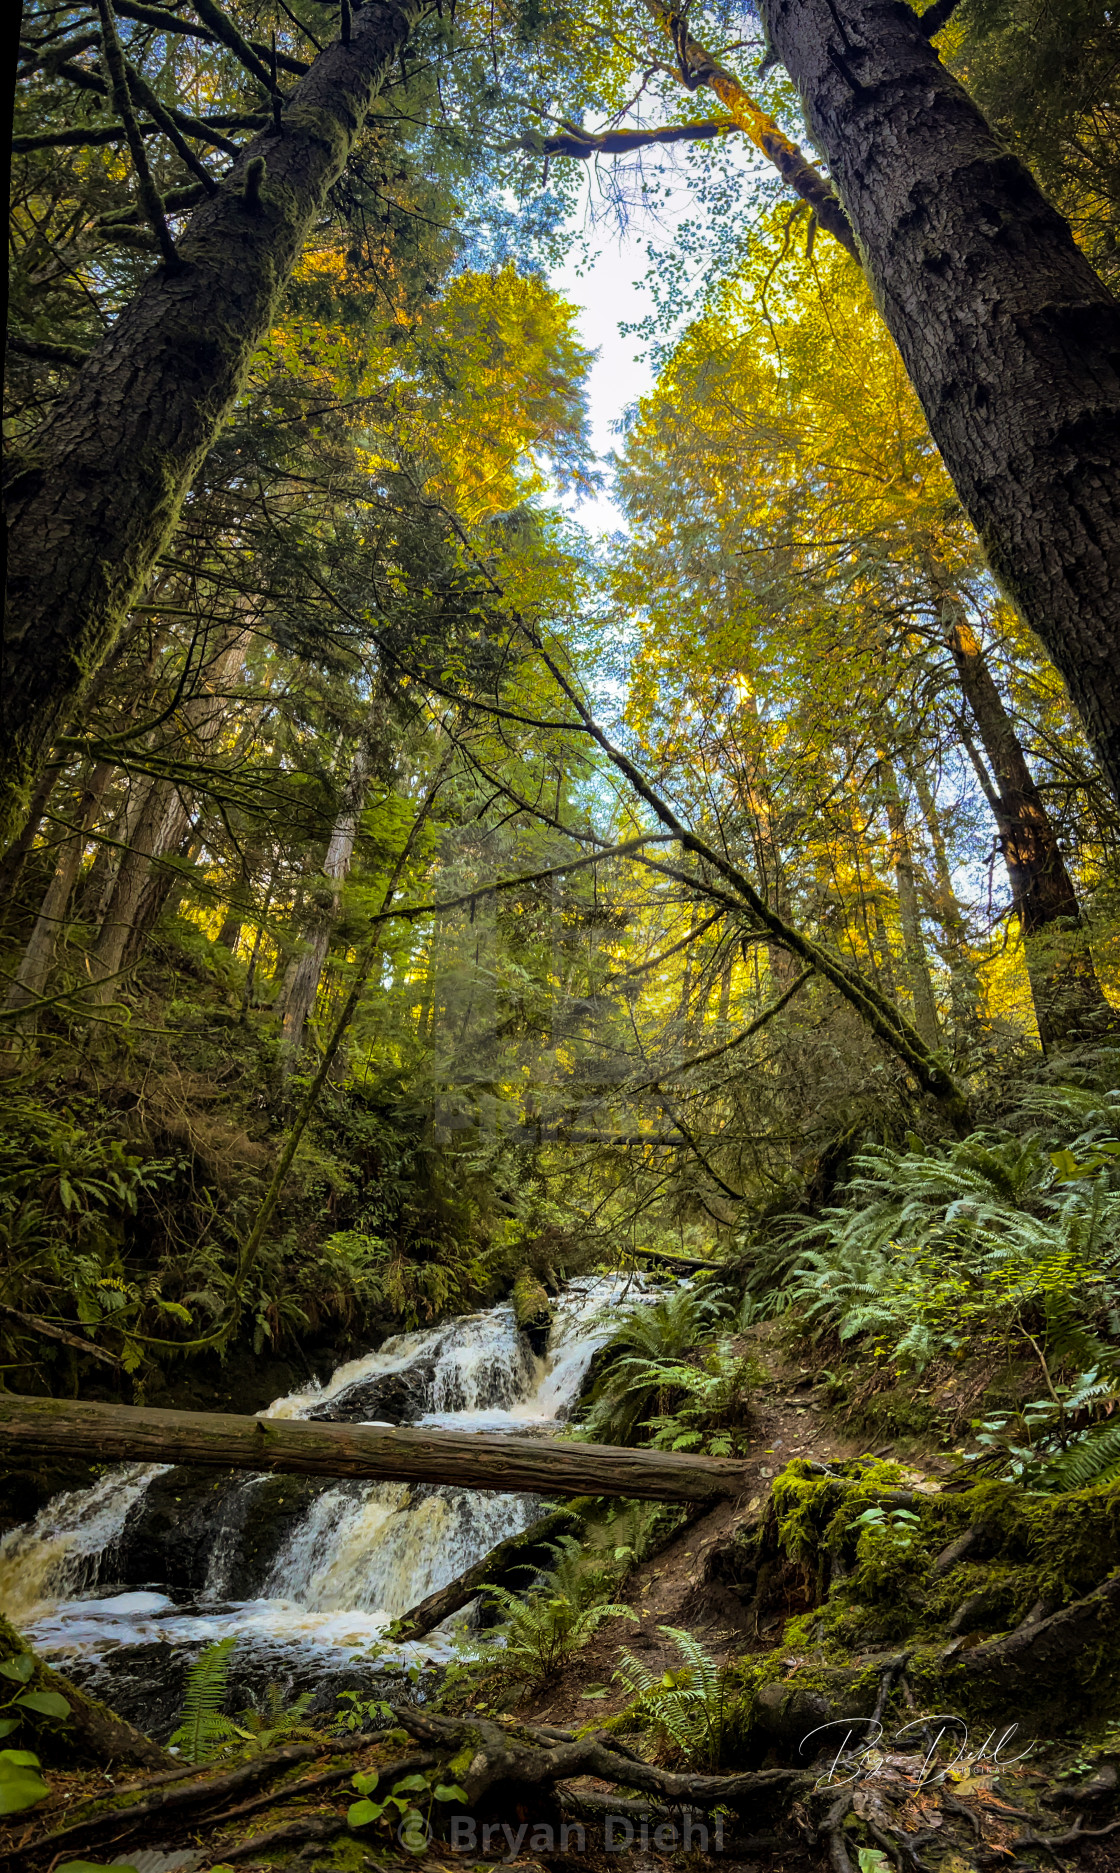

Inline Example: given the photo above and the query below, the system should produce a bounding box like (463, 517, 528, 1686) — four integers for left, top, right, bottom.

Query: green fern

(781, 1115, 1120, 1375)
(1036, 1420, 1120, 1491)
(579, 1285, 721, 1447)
(461, 1535, 637, 1682)
(613, 1626, 736, 1771)
(633, 1339, 760, 1456)
(169, 1637, 240, 1762)
(233, 1682, 319, 1752)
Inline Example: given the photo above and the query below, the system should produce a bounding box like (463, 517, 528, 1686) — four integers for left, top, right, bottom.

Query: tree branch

(516, 116, 736, 158)
(96, 0, 178, 265)
(644, 0, 859, 258)
(627, 965, 815, 1092)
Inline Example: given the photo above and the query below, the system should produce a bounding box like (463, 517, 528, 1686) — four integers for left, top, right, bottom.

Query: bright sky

(551, 220, 658, 535)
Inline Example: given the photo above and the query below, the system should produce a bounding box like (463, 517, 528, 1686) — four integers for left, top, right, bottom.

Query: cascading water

(0, 1275, 644, 1733)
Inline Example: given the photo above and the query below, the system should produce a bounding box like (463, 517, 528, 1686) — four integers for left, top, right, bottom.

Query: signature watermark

(442, 1814, 726, 1858)
(396, 1716, 1031, 1860)
(802, 1715, 1034, 1791)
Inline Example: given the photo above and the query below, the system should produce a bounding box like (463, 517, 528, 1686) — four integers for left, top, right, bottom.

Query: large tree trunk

(0, 1394, 749, 1503)
(944, 610, 1115, 1048)
(0, 1, 421, 849)
(760, 0, 1120, 803)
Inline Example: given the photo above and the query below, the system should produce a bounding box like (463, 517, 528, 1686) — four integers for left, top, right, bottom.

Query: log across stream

(0, 1276, 703, 1734)
(0, 1395, 744, 1502)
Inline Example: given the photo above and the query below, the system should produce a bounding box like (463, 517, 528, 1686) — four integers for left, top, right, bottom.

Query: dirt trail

(526, 1321, 935, 1729)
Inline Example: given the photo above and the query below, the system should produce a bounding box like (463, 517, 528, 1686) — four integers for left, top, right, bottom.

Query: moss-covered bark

(512, 1273, 553, 1352)
(0, 1612, 166, 1767)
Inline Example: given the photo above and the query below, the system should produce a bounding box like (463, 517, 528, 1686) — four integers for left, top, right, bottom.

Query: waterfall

(0, 1275, 646, 1708)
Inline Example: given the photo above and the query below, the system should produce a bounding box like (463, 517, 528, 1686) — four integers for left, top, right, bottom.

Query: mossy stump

(512, 1274, 553, 1354)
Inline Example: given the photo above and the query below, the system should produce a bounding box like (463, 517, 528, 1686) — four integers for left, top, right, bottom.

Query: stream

(0, 1275, 640, 1737)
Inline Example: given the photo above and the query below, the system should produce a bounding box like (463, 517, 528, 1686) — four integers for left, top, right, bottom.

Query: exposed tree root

(12, 1735, 367, 1861)
(389, 1701, 813, 1810)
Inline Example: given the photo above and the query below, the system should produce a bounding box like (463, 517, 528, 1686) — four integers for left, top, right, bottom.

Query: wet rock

(512, 1274, 553, 1355)
(114, 1471, 241, 1594)
(308, 1359, 439, 1424)
(67, 1636, 437, 1742)
(114, 1469, 333, 1598)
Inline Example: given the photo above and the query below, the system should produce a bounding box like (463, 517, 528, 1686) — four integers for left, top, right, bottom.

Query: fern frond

(170, 1636, 237, 1763)
(1035, 1421, 1120, 1492)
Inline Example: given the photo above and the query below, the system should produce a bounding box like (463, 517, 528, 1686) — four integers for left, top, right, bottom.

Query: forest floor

(6, 1327, 1118, 1873)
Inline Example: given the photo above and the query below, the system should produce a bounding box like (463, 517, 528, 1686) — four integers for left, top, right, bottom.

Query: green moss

(511, 1272, 551, 1338)
(752, 1467, 1120, 1733)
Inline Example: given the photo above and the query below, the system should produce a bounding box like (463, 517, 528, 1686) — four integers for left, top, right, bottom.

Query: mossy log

(953, 1569, 1120, 1699)
(388, 1503, 584, 1643)
(629, 1245, 718, 1274)
(0, 1612, 165, 1768)
(0, 1394, 749, 1502)
(18, 1735, 383, 1861)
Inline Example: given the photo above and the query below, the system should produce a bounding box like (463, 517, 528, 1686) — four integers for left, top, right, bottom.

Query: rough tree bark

(0, 0, 422, 848)
(943, 606, 1115, 1047)
(0, 1394, 749, 1503)
(760, 0, 1120, 803)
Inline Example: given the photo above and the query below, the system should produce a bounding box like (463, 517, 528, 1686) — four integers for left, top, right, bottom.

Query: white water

(0, 1275, 644, 1669)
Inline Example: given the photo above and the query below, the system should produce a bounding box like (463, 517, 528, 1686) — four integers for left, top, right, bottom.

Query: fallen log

(628, 1245, 717, 1275)
(388, 1504, 585, 1643)
(0, 1395, 748, 1503)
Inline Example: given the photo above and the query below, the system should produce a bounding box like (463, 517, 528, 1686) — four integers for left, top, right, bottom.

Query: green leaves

(12, 1691, 70, 1720)
(0, 1651, 70, 1736)
(347, 1766, 465, 1837)
(56, 1863, 141, 1872)
(0, 1748, 50, 1814)
(347, 1796, 388, 1828)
